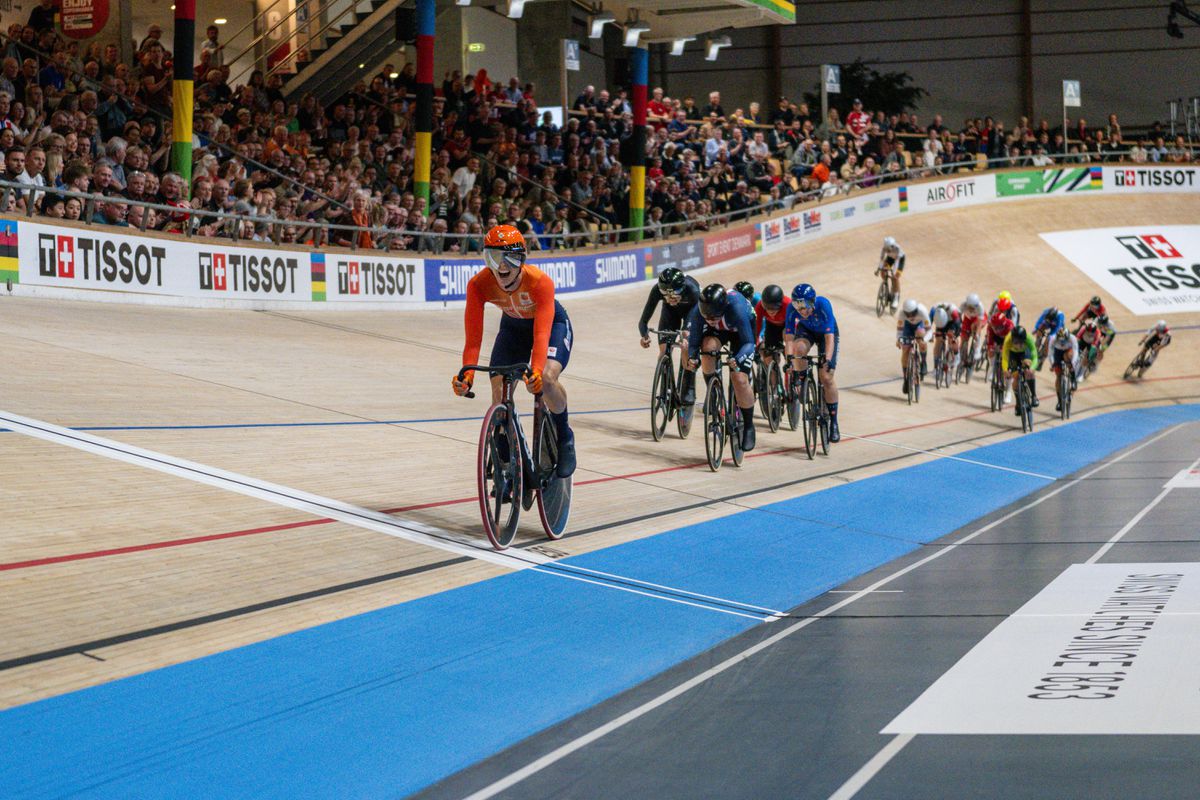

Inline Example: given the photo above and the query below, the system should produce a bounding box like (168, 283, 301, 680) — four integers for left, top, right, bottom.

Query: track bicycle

(647, 328, 693, 441)
(1011, 364, 1035, 433)
(700, 345, 747, 472)
(989, 350, 1006, 412)
(794, 353, 830, 459)
(1123, 345, 1159, 380)
(957, 330, 979, 385)
(757, 343, 786, 433)
(457, 363, 571, 549)
(875, 266, 897, 317)
(1054, 360, 1075, 420)
(932, 335, 954, 389)
(1079, 343, 1099, 381)
(899, 336, 921, 405)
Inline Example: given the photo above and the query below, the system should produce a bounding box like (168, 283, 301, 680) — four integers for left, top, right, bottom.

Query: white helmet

(1055, 325, 1070, 339)
(933, 307, 949, 328)
(965, 293, 981, 310)
(1156, 320, 1168, 332)
(884, 236, 897, 249)
(902, 298, 918, 316)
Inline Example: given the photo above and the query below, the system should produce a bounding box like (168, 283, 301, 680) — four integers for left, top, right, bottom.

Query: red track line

(3, 372, 1197, 573)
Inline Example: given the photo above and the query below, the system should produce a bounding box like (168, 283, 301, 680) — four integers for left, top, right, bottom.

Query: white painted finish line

(884, 563, 1200, 735)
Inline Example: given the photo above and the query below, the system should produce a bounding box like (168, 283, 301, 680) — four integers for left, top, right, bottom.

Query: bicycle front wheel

(875, 280, 888, 317)
(767, 361, 784, 433)
(477, 404, 522, 549)
(650, 353, 673, 442)
(729, 378, 745, 467)
(703, 376, 725, 471)
(533, 408, 571, 540)
(803, 372, 819, 459)
(786, 372, 801, 431)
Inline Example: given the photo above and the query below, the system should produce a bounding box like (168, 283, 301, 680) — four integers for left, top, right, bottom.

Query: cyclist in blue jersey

(1034, 306, 1065, 337)
(687, 283, 759, 451)
(784, 283, 841, 442)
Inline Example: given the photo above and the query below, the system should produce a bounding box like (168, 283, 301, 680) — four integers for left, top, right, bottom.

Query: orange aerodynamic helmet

(483, 224, 527, 290)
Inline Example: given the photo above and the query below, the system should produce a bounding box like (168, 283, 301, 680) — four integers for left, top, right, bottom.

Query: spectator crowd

(1, 8, 1197, 252)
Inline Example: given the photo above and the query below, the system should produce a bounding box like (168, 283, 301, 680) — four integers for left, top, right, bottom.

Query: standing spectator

(846, 98, 870, 144)
(201, 25, 225, 70)
(17, 144, 46, 206)
(27, 0, 57, 34)
(701, 91, 725, 122)
(138, 43, 172, 114)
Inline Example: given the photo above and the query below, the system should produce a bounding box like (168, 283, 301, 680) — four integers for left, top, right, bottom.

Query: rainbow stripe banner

(311, 253, 326, 301)
(899, 186, 909, 212)
(0, 218, 17, 284)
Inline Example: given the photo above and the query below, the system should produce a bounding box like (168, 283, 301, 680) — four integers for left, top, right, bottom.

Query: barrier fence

(1, 162, 1196, 309)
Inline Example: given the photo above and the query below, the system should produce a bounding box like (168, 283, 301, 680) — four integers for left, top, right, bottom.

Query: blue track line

(2, 405, 1197, 800)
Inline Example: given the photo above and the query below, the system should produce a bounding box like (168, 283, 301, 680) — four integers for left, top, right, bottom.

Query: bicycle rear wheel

(703, 376, 725, 471)
(650, 353, 673, 442)
(818, 395, 830, 456)
(767, 361, 783, 433)
(533, 407, 571, 540)
(728, 378, 745, 467)
(803, 372, 819, 459)
(1020, 382, 1034, 433)
(676, 360, 694, 439)
(477, 404, 522, 549)
(875, 280, 888, 317)
(1058, 374, 1071, 420)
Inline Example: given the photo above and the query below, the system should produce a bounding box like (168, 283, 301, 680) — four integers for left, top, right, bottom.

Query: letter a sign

(824, 64, 840, 94)
(1062, 80, 1081, 108)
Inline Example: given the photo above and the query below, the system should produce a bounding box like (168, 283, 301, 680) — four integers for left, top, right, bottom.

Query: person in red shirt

(452, 225, 576, 476)
(1071, 296, 1106, 334)
(648, 87, 670, 130)
(754, 283, 791, 353)
(986, 310, 1015, 363)
(846, 98, 870, 144)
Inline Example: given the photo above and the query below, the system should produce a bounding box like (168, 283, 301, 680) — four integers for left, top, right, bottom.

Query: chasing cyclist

(1076, 317, 1104, 375)
(452, 224, 577, 476)
(735, 281, 758, 307)
(784, 283, 841, 442)
(990, 290, 1020, 326)
(986, 309, 1015, 375)
(877, 236, 905, 312)
(960, 293, 987, 366)
(1001, 324, 1039, 415)
(755, 283, 791, 357)
(1135, 320, 1173, 368)
(1094, 313, 1117, 366)
(897, 298, 930, 395)
(639, 266, 701, 404)
(1072, 296, 1106, 333)
(1049, 325, 1080, 411)
(1033, 305, 1065, 369)
(930, 300, 962, 375)
(687, 284, 759, 452)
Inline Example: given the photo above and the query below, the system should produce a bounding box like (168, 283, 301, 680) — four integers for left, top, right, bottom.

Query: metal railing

(0, 151, 1187, 254)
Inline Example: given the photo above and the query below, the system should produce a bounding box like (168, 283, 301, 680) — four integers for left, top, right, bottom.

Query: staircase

(281, 0, 405, 106)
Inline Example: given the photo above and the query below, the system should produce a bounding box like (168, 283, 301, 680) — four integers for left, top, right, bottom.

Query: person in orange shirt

(452, 225, 576, 476)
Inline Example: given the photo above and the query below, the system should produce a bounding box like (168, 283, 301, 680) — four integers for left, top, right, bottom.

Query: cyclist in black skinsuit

(639, 267, 701, 405)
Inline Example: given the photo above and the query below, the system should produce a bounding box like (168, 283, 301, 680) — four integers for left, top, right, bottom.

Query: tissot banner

(1040, 225, 1200, 314)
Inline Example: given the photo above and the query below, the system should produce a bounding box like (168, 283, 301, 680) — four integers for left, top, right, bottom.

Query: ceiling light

(506, 0, 528, 17)
(623, 22, 650, 48)
(670, 36, 695, 56)
(705, 35, 731, 61)
(589, 12, 615, 38)
(359, 63, 365, 68)
(214, 18, 227, 24)
(456, 0, 471, 4)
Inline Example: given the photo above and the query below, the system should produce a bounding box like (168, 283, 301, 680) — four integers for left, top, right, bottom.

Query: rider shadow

(575, 415, 658, 442)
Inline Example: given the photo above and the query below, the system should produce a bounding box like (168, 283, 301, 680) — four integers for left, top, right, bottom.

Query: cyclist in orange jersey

(451, 225, 576, 476)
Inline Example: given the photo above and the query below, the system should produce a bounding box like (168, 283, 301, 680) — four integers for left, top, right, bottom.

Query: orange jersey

(462, 265, 556, 373)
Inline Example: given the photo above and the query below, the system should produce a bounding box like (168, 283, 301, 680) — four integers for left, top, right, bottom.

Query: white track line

(825, 424, 1190, 800)
(0, 408, 778, 620)
(842, 432, 1056, 480)
(459, 423, 1183, 800)
(1085, 453, 1200, 565)
(0, 408, 542, 570)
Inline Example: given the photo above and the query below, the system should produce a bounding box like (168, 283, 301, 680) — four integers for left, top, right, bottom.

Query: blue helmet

(791, 283, 816, 308)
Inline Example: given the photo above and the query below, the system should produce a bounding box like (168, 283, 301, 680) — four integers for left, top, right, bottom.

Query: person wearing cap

(846, 98, 870, 144)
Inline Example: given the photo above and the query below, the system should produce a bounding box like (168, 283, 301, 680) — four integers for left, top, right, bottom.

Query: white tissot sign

(1040, 225, 1200, 314)
(884, 563, 1200, 735)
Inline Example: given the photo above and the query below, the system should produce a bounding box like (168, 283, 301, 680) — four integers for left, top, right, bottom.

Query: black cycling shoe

(902, 377, 910, 395)
(741, 423, 756, 452)
(555, 433, 577, 478)
(829, 417, 840, 443)
(1031, 396, 1040, 407)
(1055, 401, 1062, 411)
(681, 385, 696, 406)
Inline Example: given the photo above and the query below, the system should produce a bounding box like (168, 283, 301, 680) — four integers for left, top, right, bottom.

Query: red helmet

(990, 312, 1009, 330)
(996, 297, 1012, 312)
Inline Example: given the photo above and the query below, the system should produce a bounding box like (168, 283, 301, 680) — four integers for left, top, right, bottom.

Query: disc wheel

(728, 378, 745, 467)
(875, 281, 888, 317)
(703, 376, 725, 472)
(533, 409, 571, 540)
(477, 404, 522, 550)
(786, 371, 801, 431)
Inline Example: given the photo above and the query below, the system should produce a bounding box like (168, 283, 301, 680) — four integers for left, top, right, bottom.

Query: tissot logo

(199, 251, 299, 293)
(38, 232, 165, 285)
(1116, 235, 1183, 260)
(335, 259, 418, 295)
(1114, 168, 1196, 187)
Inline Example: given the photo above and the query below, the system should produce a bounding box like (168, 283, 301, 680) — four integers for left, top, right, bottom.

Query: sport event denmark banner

(1040, 225, 1200, 315)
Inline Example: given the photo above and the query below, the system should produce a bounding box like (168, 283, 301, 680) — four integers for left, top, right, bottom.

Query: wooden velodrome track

(1, 192, 1197, 716)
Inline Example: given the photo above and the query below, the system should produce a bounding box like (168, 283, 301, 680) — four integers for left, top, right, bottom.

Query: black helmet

(762, 284, 784, 308)
(1013, 325, 1027, 341)
(658, 267, 685, 294)
(1090, 295, 1102, 306)
(733, 281, 755, 302)
(1098, 313, 1110, 325)
(699, 284, 729, 319)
